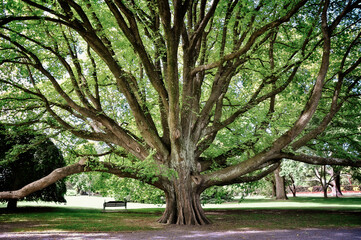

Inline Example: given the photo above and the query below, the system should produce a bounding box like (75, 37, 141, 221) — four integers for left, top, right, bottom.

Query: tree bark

(158, 177, 210, 225)
(271, 178, 276, 198)
(331, 171, 343, 197)
(315, 166, 329, 198)
(289, 186, 296, 197)
(7, 199, 17, 210)
(288, 174, 297, 197)
(323, 186, 328, 198)
(274, 165, 288, 200)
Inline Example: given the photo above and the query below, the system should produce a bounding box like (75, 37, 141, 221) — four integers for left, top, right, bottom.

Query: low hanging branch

(0, 158, 167, 200)
(0, 160, 86, 200)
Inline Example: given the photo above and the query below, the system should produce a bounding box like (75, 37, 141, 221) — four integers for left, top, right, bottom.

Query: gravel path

(1, 228, 361, 240)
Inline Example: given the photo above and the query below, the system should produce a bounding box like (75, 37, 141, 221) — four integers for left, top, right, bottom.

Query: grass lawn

(1, 196, 360, 232)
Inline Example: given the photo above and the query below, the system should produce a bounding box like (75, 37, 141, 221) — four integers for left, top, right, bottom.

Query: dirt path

(1, 228, 361, 240)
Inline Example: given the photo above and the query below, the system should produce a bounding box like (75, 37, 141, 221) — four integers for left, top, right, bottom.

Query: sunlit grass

(1, 197, 360, 232)
(227, 196, 361, 210)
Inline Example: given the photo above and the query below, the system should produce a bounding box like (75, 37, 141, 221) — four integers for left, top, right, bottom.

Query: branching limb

(0, 158, 168, 200)
(269, 0, 331, 153)
(105, 0, 169, 110)
(232, 162, 280, 184)
(279, 152, 361, 167)
(0, 161, 86, 200)
(197, 138, 257, 172)
(292, 30, 361, 150)
(190, 0, 308, 75)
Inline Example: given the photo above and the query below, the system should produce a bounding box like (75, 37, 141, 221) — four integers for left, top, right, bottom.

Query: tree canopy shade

(0, 0, 361, 225)
(0, 126, 66, 209)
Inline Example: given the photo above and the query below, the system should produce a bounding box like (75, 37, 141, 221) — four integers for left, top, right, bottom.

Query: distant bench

(103, 200, 127, 211)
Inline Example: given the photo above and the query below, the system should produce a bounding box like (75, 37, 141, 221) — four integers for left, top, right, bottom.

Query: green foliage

(201, 186, 235, 204)
(0, 125, 66, 203)
(248, 178, 275, 197)
(281, 160, 310, 187)
(201, 183, 257, 204)
(71, 172, 165, 204)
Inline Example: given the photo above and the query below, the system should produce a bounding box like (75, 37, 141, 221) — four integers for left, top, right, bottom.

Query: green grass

(229, 196, 361, 210)
(204, 196, 361, 230)
(0, 207, 164, 232)
(207, 209, 361, 230)
(1, 196, 360, 232)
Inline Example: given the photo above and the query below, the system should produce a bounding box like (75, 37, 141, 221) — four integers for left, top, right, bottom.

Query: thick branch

(0, 16, 72, 29)
(0, 161, 86, 200)
(292, 31, 361, 150)
(190, 0, 308, 75)
(189, 0, 220, 51)
(232, 162, 280, 184)
(202, 65, 299, 139)
(0, 159, 167, 200)
(105, 0, 169, 110)
(202, 150, 278, 188)
(280, 153, 361, 167)
(269, 0, 331, 153)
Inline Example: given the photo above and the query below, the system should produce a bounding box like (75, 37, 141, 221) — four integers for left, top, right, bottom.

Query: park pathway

(1, 228, 361, 240)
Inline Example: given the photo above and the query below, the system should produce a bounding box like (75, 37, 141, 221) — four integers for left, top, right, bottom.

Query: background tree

(312, 165, 334, 198)
(0, 126, 66, 209)
(273, 164, 288, 200)
(330, 166, 343, 197)
(303, 94, 361, 197)
(0, 0, 361, 225)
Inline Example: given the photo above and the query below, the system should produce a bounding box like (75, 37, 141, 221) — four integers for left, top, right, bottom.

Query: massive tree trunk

(158, 179, 210, 225)
(158, 150, 211, 225)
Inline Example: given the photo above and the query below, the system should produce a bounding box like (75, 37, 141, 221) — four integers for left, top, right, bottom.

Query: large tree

(0, 0, 360, 225)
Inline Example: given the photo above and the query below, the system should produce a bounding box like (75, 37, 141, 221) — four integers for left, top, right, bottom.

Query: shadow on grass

(0, 206, 164, 232)
(1, 197, 361, 232)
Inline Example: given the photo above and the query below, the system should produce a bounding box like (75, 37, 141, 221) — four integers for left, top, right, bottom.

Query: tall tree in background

(313, 165, 334, 198)
(274, 165, 288, 200)
(0, 126, 66, 209)
(0, 0, 361, 224)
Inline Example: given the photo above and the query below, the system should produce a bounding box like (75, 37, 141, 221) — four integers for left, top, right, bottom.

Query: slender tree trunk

(270, 177, 276, 198)
(315, 166, 329, 198)
(288, 174, 297, 197)
(274, 165, 288, 200)
(291, 187, 296, 197)
(7, 199, 17, 210)
(322, 165, 328, 198)
(323, 186, 328, 198)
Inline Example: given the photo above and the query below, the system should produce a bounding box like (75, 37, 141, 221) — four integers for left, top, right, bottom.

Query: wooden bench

(103, 200, 127, 211)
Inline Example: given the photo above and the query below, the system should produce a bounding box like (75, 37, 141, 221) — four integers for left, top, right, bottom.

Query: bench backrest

(103, 201, 127, 209)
